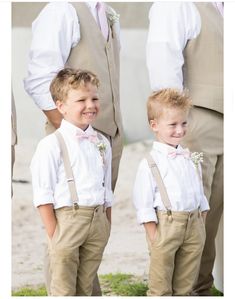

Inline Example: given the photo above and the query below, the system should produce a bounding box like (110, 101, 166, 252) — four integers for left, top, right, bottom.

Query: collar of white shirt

(60, 119, 96, 140)
(86, 1, 98, 10)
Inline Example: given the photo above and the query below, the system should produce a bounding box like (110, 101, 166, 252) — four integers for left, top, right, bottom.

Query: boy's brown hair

(147, 88, 192, 123)
(50, 68, 99, 103)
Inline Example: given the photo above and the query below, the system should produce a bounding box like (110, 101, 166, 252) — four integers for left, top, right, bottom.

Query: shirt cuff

(104, 189, 114, 208)
(136, 208, 158, 224)
(199, 195, 210, 212)
(33, 188, 54, 208)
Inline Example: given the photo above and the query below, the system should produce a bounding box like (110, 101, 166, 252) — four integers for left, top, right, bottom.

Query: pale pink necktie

(96, 2, 109, 40)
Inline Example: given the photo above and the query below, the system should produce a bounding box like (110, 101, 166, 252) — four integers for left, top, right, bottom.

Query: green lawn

(12, 273, 223, 296)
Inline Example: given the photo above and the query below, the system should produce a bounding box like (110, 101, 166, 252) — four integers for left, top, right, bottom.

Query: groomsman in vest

(24, 2, 123, 295)
(146, 2, 223, 296)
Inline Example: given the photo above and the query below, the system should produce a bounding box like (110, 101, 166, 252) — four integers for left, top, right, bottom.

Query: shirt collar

(86, 1, 98, 10)
(60, 119, 95, 139)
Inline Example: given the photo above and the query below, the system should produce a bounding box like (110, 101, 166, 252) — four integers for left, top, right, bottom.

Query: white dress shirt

(24, 1, 120, 111)
(30, 119, 114, 209)
(133, 142, 209, 224)
(146, 2, 223, 91)
(146, 2, 201, 91)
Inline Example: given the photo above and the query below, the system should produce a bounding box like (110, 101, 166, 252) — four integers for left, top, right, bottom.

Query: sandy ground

(12, 139, 152, 290)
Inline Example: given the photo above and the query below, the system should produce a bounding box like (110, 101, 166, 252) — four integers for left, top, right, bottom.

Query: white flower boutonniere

(191, 152, 203, 168)
(96, 141, 106, 165)
(107, 11, 120, 26)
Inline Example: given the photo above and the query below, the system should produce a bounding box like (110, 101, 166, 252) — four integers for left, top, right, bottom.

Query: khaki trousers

(45, 120, 122, 295)
(181, 107, 223, 294)
(47, 205, 111, 296)
(147, 210, 206, 296)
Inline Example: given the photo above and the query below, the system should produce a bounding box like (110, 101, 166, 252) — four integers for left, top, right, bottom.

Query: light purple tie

(96, 2, 109, 40)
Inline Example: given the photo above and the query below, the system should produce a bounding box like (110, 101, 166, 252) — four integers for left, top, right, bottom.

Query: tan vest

(66, 3, 122, 137)
(183, 3, 223, 114)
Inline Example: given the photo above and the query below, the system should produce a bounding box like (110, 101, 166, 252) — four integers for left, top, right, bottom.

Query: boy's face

(56, 83, 100, 130)
(150, 107, 189, 148)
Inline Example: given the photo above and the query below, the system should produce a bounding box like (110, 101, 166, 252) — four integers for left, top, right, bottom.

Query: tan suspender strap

(146, 154, 172, 214)
(55, 130, 79, 207)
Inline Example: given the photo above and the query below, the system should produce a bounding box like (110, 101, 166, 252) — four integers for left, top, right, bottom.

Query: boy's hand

(38, 204, 57, 239)
(144, 221, 158, 243)
(201, 211, 207, 224)
(106, 207, 111, 224)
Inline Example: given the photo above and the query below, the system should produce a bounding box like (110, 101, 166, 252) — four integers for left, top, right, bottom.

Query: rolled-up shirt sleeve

(146, 2, 201, 91)
(24, 2, 80, 111)
(133, 159, 157, 224)
(30, 136, 60, 207)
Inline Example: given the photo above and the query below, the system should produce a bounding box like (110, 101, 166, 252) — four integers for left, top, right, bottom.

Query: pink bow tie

(76, 131, 97, 143)
(168, 148, 190, 159)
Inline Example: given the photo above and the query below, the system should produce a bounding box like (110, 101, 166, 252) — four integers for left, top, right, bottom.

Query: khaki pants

(47, 205, 111, 296)
(147, 210, 206, 296)
(182, 107, 223, 294)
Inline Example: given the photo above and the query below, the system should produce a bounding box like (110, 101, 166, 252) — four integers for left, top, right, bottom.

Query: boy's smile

(56, 83, 100, 130)
(150, 107, 189, 148)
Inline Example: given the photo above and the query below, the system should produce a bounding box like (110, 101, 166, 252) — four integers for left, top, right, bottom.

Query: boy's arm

(38, 204, 57, 238)
(144, 221, 158, 243)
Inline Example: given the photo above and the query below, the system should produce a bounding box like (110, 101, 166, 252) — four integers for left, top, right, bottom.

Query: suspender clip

(167, 210, 172, 216)
(73, 202, 79, 210)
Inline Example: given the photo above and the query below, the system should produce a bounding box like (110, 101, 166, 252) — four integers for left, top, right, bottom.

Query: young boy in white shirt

(30, 68, 112, 296)
(133, 88, 209, 296)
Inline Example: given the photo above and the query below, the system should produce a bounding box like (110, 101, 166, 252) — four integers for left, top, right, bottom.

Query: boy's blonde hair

(50, 68, 100, 103)
(147, 88, 192, 123)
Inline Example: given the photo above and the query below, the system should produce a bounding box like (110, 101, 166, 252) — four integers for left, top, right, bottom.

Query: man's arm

(146, 2, 200, 91)
(43, 109, 63, 129)
(24, 2, 80, 113)
(38, 204, 57, 238)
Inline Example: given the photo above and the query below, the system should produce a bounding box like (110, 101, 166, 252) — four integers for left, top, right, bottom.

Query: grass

(100, 273, 148, 296)
(12, 273, 223, 296)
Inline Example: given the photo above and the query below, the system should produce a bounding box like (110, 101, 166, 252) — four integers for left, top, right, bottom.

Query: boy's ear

(56, 100, 66, 115)
(150, 119, 158, 133)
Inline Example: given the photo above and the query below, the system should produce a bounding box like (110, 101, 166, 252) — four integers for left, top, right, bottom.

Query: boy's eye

(93, 98, 99, 101)
(182, 122, 188, 126)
